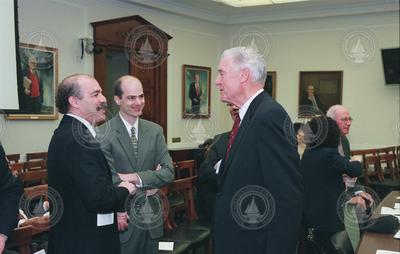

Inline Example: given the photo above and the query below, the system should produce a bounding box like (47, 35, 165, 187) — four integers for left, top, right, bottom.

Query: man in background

(0, 143, 22, 253)
(197, 103, 239, 222)
(47, 74, 135, 254)
(100, 75, 174, 254)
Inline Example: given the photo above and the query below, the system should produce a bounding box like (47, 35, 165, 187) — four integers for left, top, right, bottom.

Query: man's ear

(68, 96, 80, 109)
(114, 96, 121, 106)
(240, 68, 250, 84)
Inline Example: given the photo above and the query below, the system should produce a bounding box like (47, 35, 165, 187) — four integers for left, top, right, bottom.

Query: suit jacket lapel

(219, 91, 266, 182)
(136, 119, 149, 171)
(115, 115, 137, 169)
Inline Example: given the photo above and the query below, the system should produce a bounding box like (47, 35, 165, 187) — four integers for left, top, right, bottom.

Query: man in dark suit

(197, 103, 238, 222)
(47, 74, 135, 254)
(188, 73, 202, 113)
(0, 143, 22, 253)
(213, 47, 303, 254)
(326, 104, 373, 206)
(99, 75, 174, 254)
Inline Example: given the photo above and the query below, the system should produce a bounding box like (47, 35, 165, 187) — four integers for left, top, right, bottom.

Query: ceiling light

(213, 0, 311, 8)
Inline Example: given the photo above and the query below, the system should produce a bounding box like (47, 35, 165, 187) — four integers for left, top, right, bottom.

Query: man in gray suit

(99, 75, 174, 254)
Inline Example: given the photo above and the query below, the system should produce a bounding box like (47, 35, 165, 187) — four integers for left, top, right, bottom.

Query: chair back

(24, 160, 46, 171)
(6, 153, 20, 164)
(363, 155, 382, 185)
(6, 225, 33, 254)
(174, 160, 196, 179)
(17, 169, 47, 186)
(26, 152, 48, 162)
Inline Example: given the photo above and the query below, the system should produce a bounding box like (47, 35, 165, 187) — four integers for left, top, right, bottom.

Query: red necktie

(225, 115, 241, 161)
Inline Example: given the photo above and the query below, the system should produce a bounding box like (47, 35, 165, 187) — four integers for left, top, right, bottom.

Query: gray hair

(326, 104, 345, 120)
(221, 47, 267, 84)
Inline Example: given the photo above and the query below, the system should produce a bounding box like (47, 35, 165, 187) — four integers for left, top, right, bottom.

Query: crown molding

(119, 0, 400, 25)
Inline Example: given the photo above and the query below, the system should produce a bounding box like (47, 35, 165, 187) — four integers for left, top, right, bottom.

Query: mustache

(96, 102, 108, 111)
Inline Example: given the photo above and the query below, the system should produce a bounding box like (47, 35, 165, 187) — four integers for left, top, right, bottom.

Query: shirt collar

(238, 89, 264, 122)
(119, 112, 139, 138)
(66, 113, 97, 138)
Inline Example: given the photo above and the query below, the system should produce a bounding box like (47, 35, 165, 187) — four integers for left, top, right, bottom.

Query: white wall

(222, 12, 400, 149)
(0, 0, 398, 155)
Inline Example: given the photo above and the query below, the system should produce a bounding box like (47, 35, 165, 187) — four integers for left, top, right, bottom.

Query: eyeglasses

(339, 117, 353, 122)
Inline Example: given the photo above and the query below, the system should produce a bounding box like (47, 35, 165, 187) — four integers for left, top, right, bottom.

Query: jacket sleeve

(0, 145, 23, 237)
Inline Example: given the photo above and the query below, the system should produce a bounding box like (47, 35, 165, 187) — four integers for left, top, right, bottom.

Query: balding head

(113, 75, 145, 124)
(327, 104, 352, 135)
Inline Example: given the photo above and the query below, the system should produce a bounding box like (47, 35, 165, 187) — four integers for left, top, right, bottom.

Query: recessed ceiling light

(213, 0, 311, 8)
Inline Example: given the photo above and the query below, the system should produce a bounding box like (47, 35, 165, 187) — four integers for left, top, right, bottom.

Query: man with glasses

(326, 105, 373, 209)
(327, 105, 353, 158)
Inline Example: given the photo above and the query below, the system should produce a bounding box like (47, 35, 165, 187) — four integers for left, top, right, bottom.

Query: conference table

(356, 191, 400, 254)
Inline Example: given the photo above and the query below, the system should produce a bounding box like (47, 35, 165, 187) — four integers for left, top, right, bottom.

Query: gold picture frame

(182, 64, 211, 118)
(7, 43, 58, 120)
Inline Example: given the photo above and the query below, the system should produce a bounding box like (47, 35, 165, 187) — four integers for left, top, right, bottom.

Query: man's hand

(118, 173, 140, 185)
(0, 234, 8, 254)
(118, 181, 136, 194)
(348, 192, 373, 210)
(348, 195, 367, 210)
(117, 212, 129, 231)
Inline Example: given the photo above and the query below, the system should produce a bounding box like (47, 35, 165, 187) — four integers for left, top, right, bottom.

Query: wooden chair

(378, 146, 396, 155)
(17, 170, 47, 187)
(26, 152, 48, 162)
(174, 160, 196, 179)
(5, 225, 33, 254)
(6, 154, 20, 164)
(9, 162, 25, 176)
(364, 155, 400, 198)
(24, 160, 46, 171)
(159, 176, 211, 254)
(379, 153, 399, 180)
(20, 184, 50, 235)
(363, 155, 383, 186)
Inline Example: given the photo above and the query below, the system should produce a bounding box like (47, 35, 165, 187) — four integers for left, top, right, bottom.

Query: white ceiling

(119, 0, 399, 24)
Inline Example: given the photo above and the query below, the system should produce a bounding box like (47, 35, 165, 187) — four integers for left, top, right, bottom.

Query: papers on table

(394, 230, 400, 239)
(376, 251, 400, 254)
(381, 207, 400, 216)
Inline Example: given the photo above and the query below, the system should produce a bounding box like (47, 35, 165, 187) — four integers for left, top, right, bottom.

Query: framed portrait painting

(182, 64, 211, 118)
(264, 71, 276, 100)
(298, 71, 343, 114)
(7, 43, 58, 120)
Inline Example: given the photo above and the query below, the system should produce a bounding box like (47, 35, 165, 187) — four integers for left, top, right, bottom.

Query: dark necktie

(131, 127, 138, 157)
(225, 115, 241, 161)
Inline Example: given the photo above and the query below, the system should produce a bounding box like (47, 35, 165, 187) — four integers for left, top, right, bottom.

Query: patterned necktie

(131, 126, 138, 157)
(225, 115, 241, 161)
